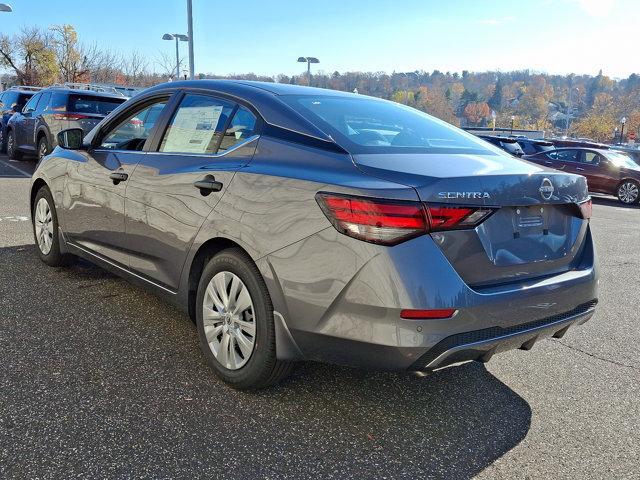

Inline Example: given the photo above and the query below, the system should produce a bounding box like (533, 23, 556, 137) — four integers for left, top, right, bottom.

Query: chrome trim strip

(68, 242, 177, 295)
(424, 307, 596, 369)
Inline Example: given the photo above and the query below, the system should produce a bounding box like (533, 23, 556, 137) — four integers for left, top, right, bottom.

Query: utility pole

(187, 0, 195, 80)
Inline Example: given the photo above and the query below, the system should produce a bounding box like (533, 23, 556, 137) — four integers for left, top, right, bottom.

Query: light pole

(510, 115, 515, 134)
(565, 86, 579, 137)
(491, 110, 497, 131)
(186, 0, 194, 80)
(297, 57, 319, 83)
(0, 3, 12, 12)
(162, 33, 189, 79)
(621, 117, 627, 143)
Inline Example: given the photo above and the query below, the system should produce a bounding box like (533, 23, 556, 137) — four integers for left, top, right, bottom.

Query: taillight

(53, 113, 90, 120)
(578, 199, 592, 220)
(316, 193, 495, 245)
(427, 205, 495, 231)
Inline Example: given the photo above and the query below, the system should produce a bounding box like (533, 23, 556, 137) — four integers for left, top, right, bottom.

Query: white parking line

(0, 158, 32, 178)
(0, 216, 29, 222)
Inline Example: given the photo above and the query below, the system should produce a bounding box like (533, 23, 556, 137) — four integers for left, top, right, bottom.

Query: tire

(32, 186, 73, 267)
(37, 135, 50, 161)
(0, 126, 6, 153)
(617, 180, 640, 205)
(196, 248, 293, 389)
(6, 129, 22, 160)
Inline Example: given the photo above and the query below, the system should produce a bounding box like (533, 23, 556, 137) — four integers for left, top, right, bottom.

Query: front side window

(23, 94, 40, 113)
(218, 106, 258, 152)
(281, 94, 496, 155)
(100, 100, 168, 151)
(159, 94, 234, 155)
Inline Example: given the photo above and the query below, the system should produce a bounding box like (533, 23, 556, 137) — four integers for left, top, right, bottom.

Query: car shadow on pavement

(591, 195, 640, 209)
(1, 244, 531, 479)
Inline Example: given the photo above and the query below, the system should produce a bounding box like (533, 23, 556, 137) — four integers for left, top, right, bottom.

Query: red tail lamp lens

(316, 193, 428, 245)
(316, 193, 495, 245)
(400, 309, 457, 319)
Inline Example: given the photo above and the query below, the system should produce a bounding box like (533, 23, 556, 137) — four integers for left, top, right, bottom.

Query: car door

(63, 96, 172, 267)
(125, 92, 260, 290)
(576, 150, 607, 192)
(16, 93, 40, 149)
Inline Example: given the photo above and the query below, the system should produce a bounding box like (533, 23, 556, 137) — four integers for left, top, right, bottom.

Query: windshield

(606, 151, 639, 169)
(282, 94, 498, 155)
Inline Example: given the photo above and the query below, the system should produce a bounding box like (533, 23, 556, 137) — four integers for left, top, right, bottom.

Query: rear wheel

(32, 186, 72, 267)
(37, 135, 50, 160)
(6, 130, 22, 160)
(617, 180, 640, 205)
(196, 248, 293, 389)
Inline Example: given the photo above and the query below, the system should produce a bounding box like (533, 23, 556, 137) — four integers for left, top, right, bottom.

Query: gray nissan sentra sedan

(30, 80, 598, 389)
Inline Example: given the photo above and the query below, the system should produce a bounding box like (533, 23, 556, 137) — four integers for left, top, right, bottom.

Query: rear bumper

(411, 299, 597, 371)
(262, 226, 598, 370)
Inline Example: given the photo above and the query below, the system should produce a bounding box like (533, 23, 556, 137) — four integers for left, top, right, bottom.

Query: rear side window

(218, 106, 257, 152)
(159, 94, 235, 155)
(518, 141, 537, 155)
(50, 92, 68, 111)
(583, 152, 601, 165)
(549, 150, 579, 162)
(68, 94, 125, 116)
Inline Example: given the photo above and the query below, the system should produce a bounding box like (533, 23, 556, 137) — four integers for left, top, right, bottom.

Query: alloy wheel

(34, 197, 54, 255)
(202, 271, 256, 370)
(618, 182, 639, 204)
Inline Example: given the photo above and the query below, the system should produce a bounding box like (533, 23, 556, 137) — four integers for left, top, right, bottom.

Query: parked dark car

(515, 138, 554, 155)
(478, 135, 525, 156)
(0, 86, 40, 153)
(524, 147, 640, 204)
(30, 80, 597, 389)
(548, 138, 610, 149)
(6, 86, 126, 160)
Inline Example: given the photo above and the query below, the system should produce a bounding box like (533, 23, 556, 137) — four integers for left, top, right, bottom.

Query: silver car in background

(30, 80, 598, 389)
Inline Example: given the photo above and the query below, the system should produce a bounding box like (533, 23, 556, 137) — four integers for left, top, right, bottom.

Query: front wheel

(617, 180, 640, 205)
(196, 248, 293, 389)
(32, 186, 73, 267)
(6, 130, 22, 160)
(0, 127, 6, 153)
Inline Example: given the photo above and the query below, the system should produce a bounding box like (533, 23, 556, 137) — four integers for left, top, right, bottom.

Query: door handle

(109, 171, 128, 185)
(576, 167, 585, 171)
(194, 176, 223, 196)
(544, 161, 553, 165)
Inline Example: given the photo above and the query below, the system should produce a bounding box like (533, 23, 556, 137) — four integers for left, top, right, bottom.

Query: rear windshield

(281, 94, 497, 155)
(67, 94, 125, 116)
(606, 151, 639, 169)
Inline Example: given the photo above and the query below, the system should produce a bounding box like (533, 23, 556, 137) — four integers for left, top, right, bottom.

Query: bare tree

(122, 50, 149, 86)
(0, 27, 58, 86)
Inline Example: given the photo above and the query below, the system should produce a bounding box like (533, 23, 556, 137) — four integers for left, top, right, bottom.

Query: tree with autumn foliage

(463, 101, 490, 126)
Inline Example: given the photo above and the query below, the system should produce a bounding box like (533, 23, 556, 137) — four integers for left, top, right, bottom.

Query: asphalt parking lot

(0, 154, 638, 479)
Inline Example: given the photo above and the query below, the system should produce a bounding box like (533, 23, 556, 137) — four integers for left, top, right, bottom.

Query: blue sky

(1, 0, 636, 78)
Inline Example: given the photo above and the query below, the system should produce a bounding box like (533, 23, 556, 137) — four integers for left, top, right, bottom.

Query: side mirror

(57, 128, 85, 150)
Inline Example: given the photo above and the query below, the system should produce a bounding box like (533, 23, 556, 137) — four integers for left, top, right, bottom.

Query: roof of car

(151, 79, 356, 97)
(40, 87, 127, 100)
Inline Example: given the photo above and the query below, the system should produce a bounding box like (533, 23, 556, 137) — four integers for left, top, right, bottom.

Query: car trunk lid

(353, 152, 590, 287)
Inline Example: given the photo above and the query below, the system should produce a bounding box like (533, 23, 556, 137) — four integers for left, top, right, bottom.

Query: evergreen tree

(488, 79, 503, 111)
